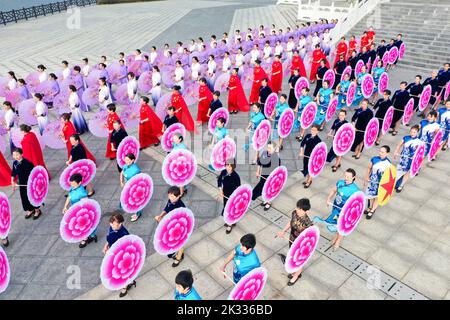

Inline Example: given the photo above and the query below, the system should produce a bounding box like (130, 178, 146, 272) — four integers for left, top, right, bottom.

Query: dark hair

(173, 133, 183, 142)
(216, 117, 226, 124)
(173, 85, 181, 91)
(82, 58, 88, 63)
(400, 81, 408, 86)
(384, 89, 391, 96)
(280, 94, 287, 100)
(381, 145, 391, 153)
(428, 110, 438, 118)
(69, 84, 77, 92)
(262, 78, 268, 83)
(73, 65, 81, 72)
(213, 91, 220, 97)
(199, 77, 207, 84)
(125, 153, 136, 161)
(415, 75, 422, 80)
(296, 198, 311, 211)
(99, 77, 107, 85)
(339, 109, 347, 115)
(13, 147, 23, 155)
(69, 173, 83, 184)
(175, 270, 193, 290)
(49, 73, 57, 80)
(3, 101, 12, 108)
(153, 65, 160, 72)
(141, 96, 149, 104)
(20, 124, 31, 132)
(311, 124, 321, 131)
(128, 72, 135, 78)
(70, 133, 80, 142)
(101, 55, 107, 60)
(7, 71, 17, 81)
(251, 102, 261, 109)
(37, 64, 46, 70)
(411, 124, 420, 131)
(61, 113, 71, 121)
(168, 186, 181, 197)
(107, 103, 116, 112)
(240, 234, 256, 250)
(34, 93, 43, 100)
(345, 168, 356, 179)
(109, 213, 124, 224)
(168, 106, 176, 112)
(323, 80, 330, 86)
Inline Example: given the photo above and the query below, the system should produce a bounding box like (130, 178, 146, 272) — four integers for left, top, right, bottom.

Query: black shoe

(126, 281, 136, 291)
(279, 145, 284, 151)
(172, 253, 184, 267)
(87, 190, 96, 198)
(79, 235, 97, 248)
(33, 209, 42, 220)
(1, 239, 9, 248)
(225, 225, 233, 234)
(119, 289, 128, 298)
(287, 273, 302, 286)
(278, 253, 286, 264)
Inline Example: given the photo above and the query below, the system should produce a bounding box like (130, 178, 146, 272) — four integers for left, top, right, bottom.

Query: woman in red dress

(309, 45, 330, 82)
(61, 113, 96, 163)
(291, 50, 307, 77)
(347, 35, 358, 60)
(171, 85, 195, 132)
(139, 96, 163, 149)
(106, 103, 124, 159)
(228, 68, 250, 114)
(249, 60, 271, 103)
(0, 152, 11, 187)
(271, 55, 283, 94)
(19, 124, 50, 178)
(334, 37, 348, 66)
(197, 78, 213, 124)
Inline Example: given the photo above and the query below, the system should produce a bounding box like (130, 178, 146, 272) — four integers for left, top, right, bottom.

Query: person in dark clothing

(288, 68, 301, 109)
(110, 120, 128, 172)
(421, 71, 441, 116)
(258, 78, 272, 114)
(313, 59, 328, 97)
(373, 90, 392, 145)
(367, 44, 377, 73)
(326, 110, 348, 171)
(333, 55, 347, 90)
(406, 75, 423, 112)
(351, 99, 374, 158)
(376, 40, 387, 59)
(207, 91, 223, 117)
(437, 63, 450, 103)
(390, 82, 410, 135)
(217, 158, 241, 234)
(66, 134, 95, 196)
(357, 46, 369, 65)
(163, 106, 179, 131)
(348, 51, 358, 80)
(252, 141, 281, 211)
(11, 148, 41, 219)
(393, 34, 403, 66)
(299, 124, 321, 188)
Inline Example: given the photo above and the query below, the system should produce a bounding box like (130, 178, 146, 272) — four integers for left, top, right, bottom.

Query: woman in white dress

(190, 57, 201, 82)
(68, 85, 88, 134)
(33, 93, 49, 135)
(188, 39, 197, 53)
(222, 52, 232, 74)
(149, 46, 158, 65)
(321, 29, 332, 56)
(163, 43, 171, 58)
(234, 30, 242, 45)
(250, 44, 261, 66)
(7, 71, 17, 91)
(235, 47, 245, 78)
(263, 41, 272, 64)
(207, 55, 217, 92)
(62, 60, 71, 80)
(151, 66, 162, 106)
(274, 41, 284, 58)
(37, 64, 48, 83)
(81, 58, 90, 89)
(286, 37, 295, 60)
(2, 101, 17, 153)
(174, 61, 185, 92)
(176, 42, 184, 55)
(134, 49, 143, 61)
(127, 72, 139, 103)
(298, 35, 307, 59)
(98, 77, 112, 111)
(311, 32, 321, 51)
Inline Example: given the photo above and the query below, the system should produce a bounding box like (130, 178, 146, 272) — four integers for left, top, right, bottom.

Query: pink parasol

(277, 108, 295, 139)
(402, 98, 414, 126)
(398, 43, 406, 60)
(5, 89, 23, 107)
(346, 82, 356, 106)
(208, 107, 230, 134)
(444, 81, 450, 101)
(0, 247, 10, 294)
(86, 69, 103, 89)
(223, 184, 253, 226)
(308, 142, 327, 178)
(294, 77, 310, 100)
(25, 72, 41, 94)
(161, 123, 186, 152)
(114, 83, 129, 105)
(0, 192, 11, 240)
(333, 123, 356, 156)
(388, 46, 399, 64)
(53, 92, 71, 115)
(341, 66, 352, 82)
(27, 165, 49, 207)
(418, 85, 432, 112)
(137, 71, 153, 92)
(106, 62, 125, 86)
(161, 66, 176, 88)
(120, 173, 154, 213)
(153, 207, 195, 255)
(183, 82, 199, 106)
(325, 97, 338, 122)
(381, 106, 394, 135)
(410, 143, 426, 178)
(264, 92, 278, 118)
(378, 72, 389, 95)
(300, 102, 317, 129)
(18, 99, 37, 126)
(36, 80, 59, 104)
(162, 149, 197, 187)
(129, 60, 145, 77)
(116, 136, 140, 168)
(59, 159, 97, 191)
(0, 77, 9, 97)
(262, 165, 288, 203)
(361, 74, 375, 99)
(284, 225, 320, 274)
(88, 111, 108, 138)
(382, 51, 389, 67)
(155, 93, 172, 121)
(355, 60, 365, 76)
(252, 120, 271, 151)
(364, 118, 379, 149)
(82, 87, 99, 107)
(42, 120, 65, 149)
(428, 130, 443, 162)
(282, 59, 292, 78)
(323, 69, 335, 88)
(337, 191, 366, 236)
(228, 267, 267, 300)
(210, 137, 237, 171)
(214, 73, 231, 93)
(60, 199, 101, 243)
(100, 235, 146, 291)
(120, 102, 140, 131)
(242, 68, 254, 90)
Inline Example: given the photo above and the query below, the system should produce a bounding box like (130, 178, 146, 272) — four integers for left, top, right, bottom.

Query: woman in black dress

(351, 99, 374, 159)
(217, 158, 241, 234)
(288, 68, 301, 109)
(110, 120, 128, 172)
(299, 125, 321, 188)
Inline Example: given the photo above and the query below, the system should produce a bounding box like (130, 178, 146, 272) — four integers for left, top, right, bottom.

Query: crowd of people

(0, 18, 449, 299)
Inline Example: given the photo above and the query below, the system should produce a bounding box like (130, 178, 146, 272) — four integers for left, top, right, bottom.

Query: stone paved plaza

(0, 0, 449, 300)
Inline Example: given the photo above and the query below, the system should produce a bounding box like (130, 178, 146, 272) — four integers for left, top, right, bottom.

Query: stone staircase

(348, 1, 450, 74)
